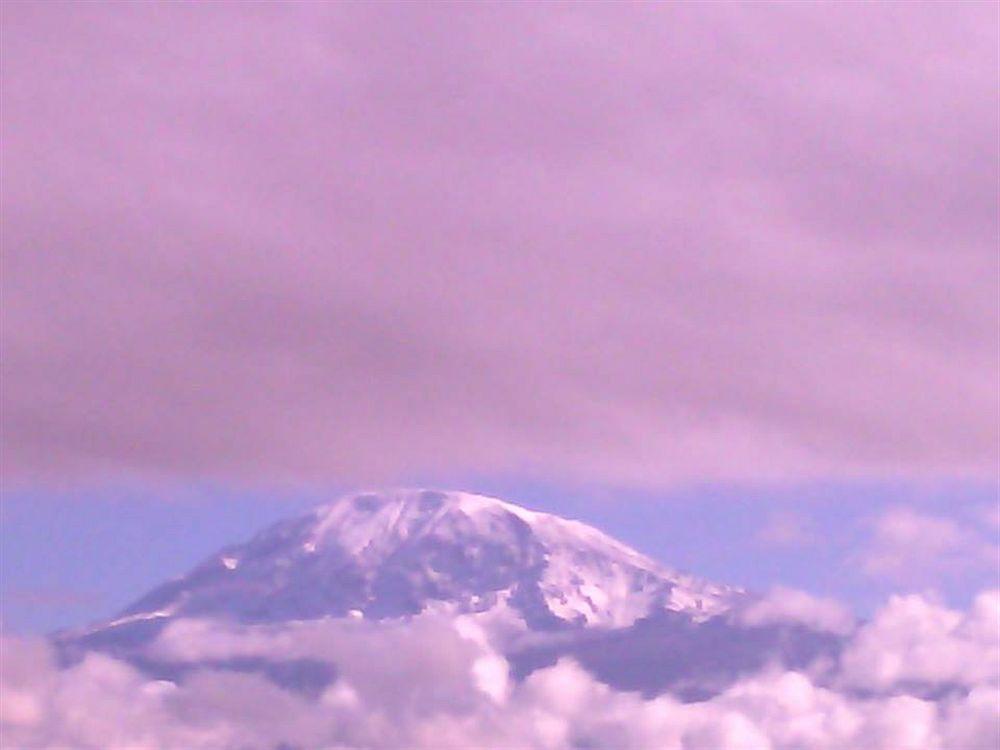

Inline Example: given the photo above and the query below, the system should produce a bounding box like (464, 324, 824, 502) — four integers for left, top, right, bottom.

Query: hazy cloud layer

(3, 590, 998, 749)
(3, 3, 997, 486)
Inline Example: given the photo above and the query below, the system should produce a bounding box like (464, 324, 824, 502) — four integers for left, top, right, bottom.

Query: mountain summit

(102, 489, 739, 634)
(64, 490, 846, 701)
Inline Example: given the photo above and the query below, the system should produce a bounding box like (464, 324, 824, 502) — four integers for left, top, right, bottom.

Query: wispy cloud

(756, 511, 817, 549)
(857, 506, 998, 585)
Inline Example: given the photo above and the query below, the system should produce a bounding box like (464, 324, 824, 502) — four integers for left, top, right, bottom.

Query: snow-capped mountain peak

(107, 489, 741, 633)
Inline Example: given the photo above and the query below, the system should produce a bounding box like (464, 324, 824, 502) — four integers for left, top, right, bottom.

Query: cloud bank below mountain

(3, 589, 997, 749)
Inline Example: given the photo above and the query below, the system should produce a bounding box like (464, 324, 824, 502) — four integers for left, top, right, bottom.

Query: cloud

(839, 589, 1000, 691)
(148, 613, 503, 717)
(858, 506, 998, 584)
(1, 3, 997, 487)
(739, 586, 855, 635)
(3, 590, 998, 749)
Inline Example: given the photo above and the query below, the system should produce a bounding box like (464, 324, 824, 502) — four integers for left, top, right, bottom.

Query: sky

(1, 2, 998, 635)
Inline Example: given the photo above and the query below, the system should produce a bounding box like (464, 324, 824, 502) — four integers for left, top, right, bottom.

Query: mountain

(89, 489, 739, 633)
(59, 489, 841, 699)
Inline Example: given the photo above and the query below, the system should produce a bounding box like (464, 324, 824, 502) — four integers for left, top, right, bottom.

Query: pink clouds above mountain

(2, 2, 996, 487)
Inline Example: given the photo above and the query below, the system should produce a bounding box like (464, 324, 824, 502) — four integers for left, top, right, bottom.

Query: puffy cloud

(739, 587, 856, 635)
(148, 613, 504, 718)
(2, 3, 997, 488)
(940, 685, 1000, 750)
(839, 590, 1000, 691)
(3, 590, 998, 749)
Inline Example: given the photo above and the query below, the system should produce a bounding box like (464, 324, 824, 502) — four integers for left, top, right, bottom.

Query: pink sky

(2, 2, 997, 487)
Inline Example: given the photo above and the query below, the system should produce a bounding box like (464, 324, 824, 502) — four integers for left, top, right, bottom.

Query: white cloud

(2, 590, 998, 749)
(739, 587, 856, 635)
(839, 590, 1000, 691)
